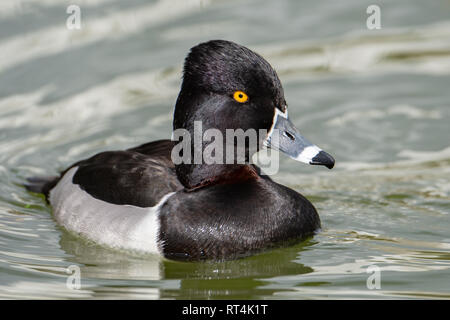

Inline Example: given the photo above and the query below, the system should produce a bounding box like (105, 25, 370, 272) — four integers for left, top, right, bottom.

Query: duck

(26, 40, 335, 261)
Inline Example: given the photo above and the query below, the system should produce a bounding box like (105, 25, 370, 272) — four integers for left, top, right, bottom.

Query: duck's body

(27, 40, 334, 261)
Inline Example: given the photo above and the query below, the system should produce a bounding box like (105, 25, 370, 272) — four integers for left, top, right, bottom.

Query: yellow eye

(233, 91, 248, 103)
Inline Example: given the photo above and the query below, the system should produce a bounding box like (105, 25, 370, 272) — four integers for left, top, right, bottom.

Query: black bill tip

(310, 151, 335, 169)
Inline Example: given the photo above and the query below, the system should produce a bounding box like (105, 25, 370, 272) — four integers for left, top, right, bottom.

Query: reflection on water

(0, 0, 449, 299)
(58, 230, 315, 299)
(160, 242, 315, 299)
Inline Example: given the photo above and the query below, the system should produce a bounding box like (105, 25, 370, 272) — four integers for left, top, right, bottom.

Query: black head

(174, 40, 286, 135)
(171, 40, 334, 188)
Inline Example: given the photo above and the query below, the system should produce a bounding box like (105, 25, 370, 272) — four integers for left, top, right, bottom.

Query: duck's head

(173, 40, 334, 174)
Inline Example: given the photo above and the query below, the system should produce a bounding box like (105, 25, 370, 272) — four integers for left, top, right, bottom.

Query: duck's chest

(157, 179, 320, 260)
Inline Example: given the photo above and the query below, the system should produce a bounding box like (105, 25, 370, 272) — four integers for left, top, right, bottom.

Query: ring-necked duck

(26, 40, 334, 261)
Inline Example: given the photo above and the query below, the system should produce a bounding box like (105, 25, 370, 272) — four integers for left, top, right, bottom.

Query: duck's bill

(264, 109, 335, 169)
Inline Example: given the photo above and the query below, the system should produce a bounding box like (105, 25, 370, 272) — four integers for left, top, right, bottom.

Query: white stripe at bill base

(49, 167, 174, 255)
(295, 145, 322, 164)
(263, 107, 322, 164)
(263, 107, 288, 147)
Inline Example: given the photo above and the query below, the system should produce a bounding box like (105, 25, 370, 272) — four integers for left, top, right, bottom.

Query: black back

(68, 140, 183, 207)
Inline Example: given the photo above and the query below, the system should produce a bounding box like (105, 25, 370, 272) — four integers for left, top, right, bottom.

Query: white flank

(49, 167, 174, 254)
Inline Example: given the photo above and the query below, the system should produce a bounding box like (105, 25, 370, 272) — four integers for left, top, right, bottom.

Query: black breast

(158, 178, 320, 261)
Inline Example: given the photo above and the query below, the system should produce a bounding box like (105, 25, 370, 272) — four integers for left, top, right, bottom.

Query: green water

(0, 0, 449, 299)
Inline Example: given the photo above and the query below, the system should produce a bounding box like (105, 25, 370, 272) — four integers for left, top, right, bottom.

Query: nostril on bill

(283, 131, 295, 141)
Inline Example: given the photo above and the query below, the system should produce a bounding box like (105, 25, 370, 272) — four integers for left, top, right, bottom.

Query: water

(0, 0, 449, 299)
